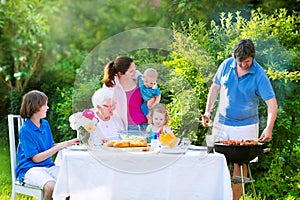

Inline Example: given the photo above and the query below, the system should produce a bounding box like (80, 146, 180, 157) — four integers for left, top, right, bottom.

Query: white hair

(92, 88, 114, 107)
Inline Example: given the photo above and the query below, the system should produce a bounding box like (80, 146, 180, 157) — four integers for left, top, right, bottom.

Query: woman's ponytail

(102, 61, 117, 87)
(102, 56, 133, 87)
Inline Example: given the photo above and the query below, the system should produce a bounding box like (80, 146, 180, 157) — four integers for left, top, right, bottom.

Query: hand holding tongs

(200, 113, 213, 127)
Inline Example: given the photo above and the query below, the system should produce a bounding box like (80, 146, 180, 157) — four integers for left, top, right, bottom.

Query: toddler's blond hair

(143, 68, 158, 79)
(148, 103, 170, 125)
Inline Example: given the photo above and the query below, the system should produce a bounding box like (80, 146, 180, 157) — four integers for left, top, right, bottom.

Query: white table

(53, 147, 232, 200)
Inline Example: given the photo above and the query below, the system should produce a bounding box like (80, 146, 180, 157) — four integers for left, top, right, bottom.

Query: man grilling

(202, 39, 278, 200)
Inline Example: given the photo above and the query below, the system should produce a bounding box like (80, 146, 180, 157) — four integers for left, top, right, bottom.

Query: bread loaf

(107, 140, 118, 147)
(107, 139, 148, 148)
(113, 140, 130, 148)
(129, 140, 147, 147)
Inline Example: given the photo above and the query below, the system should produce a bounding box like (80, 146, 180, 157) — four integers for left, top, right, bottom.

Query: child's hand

(56, 138, 80, 150)
(69, 138, 80, 146)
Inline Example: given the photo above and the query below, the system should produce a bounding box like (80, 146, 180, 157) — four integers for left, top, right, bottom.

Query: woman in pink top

(102, 56, 148, 131)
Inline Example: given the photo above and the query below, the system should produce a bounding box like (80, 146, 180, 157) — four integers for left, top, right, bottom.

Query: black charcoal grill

(215, 142, 269, 200)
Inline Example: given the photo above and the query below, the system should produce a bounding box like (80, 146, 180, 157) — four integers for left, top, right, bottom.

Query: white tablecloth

(53, 147, 232, 200)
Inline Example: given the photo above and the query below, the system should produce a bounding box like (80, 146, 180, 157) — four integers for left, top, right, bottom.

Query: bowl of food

(120, 131, 149, 142)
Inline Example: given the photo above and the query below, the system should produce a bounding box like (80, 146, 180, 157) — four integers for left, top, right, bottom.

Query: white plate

(67, 145, 88, 151)
(160, 147, 186, 154)
(188, 145, 207, 151)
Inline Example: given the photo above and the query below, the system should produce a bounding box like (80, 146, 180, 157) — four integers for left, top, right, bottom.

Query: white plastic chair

(8, 114, 43, 200)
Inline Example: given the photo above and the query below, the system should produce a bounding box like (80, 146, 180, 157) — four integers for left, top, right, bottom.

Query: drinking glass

(199, 146, 208, 157)
(205, 135, 215, 153)
(179, 137, 191, 150)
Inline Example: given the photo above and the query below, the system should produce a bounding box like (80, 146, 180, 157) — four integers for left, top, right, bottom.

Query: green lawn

(0, 141, 35, 200)
(0, 141, 12, 200)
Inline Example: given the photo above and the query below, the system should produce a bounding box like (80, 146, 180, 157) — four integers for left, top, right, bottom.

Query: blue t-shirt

(16, 119, 55, 184)
(213, 57, 275, 126)
(138, 75, 161, 101)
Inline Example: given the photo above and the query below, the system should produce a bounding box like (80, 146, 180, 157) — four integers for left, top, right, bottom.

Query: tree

(162, 0, 300, 27)
(0, 0, 48, 113)
(42, 0, 168, 52)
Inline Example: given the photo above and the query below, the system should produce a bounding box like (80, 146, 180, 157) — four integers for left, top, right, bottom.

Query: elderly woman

(92, 87, 125, 141)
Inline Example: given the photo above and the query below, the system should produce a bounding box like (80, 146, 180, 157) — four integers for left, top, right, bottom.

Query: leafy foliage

(251, 147, 300, 199)
(0, 0, 48, 94)
(162, 0, 300, 27)
(267, 69, 300, 83)
(163, 0, 248, 26)
(163, 53, 209, 144)
(49, 87, 76, 142)
(42, 0, 168, 51)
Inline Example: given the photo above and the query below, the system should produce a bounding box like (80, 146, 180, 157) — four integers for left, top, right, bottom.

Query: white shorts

(212, 121, 259, 141)
(23, 165, 60, 189)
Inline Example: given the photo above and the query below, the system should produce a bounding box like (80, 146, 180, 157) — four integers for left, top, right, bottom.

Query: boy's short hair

(20, 90, 48, 118)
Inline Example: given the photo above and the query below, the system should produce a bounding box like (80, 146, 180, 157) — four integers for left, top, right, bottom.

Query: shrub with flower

(69, 109, 99, 132)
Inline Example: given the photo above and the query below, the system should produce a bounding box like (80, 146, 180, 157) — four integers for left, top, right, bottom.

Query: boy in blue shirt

(16, 90, 79, 200)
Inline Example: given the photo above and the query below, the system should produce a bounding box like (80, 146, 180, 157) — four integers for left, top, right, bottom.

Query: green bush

(163, 52, 209, 144)
(48, 87, 76, 142)
(251, 147, 300, 199)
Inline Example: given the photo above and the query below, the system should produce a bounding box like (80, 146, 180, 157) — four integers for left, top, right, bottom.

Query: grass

(0, 140, 36, 200)
(0, 141, 13, 200)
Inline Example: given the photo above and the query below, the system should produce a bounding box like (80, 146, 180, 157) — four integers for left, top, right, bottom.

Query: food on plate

(107, 140, 118, 147)
(121, 134, 146, 141)
(220, 139, 259, 146)
(129, 140, 147, 147)
(113, 140, 130, 148)
(141, 147, 152, 151)
(159, 133, 179, 148)
(106, 140, 148, 148)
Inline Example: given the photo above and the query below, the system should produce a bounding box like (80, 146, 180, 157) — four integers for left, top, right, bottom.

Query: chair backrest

(8, 114, 25, 183)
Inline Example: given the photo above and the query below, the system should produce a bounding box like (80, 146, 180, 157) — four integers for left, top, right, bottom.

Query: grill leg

(240, 164, 246, 200)
(248, 164, 257, 200)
